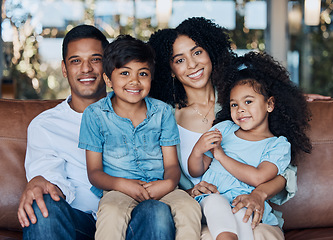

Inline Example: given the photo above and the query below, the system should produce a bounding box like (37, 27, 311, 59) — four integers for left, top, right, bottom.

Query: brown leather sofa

(0, 98, 333, 240)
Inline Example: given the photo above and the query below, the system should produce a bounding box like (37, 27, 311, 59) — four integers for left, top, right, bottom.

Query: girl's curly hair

(148, 17, 235, 108)
(214, 51, 312, 164)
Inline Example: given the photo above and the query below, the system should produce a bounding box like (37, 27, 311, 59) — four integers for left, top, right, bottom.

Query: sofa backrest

(275, 100, 333, 231)
(0, 99, 333, 232)
(0, 99, 62, 231)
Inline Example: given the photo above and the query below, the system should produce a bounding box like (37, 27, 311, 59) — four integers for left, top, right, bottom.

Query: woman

(149, 17, 296, 240)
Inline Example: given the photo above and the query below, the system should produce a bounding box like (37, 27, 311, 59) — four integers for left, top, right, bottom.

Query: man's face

(62, 38, 106, 101)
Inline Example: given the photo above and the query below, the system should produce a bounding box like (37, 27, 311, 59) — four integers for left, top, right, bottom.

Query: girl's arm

(213, 147, 278, 187)
(86, 150, 150, 202)
(143, 145, 180, 200)
(188, 130, 221, 177)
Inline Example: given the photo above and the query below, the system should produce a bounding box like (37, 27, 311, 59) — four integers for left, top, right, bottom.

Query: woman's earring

(172, 76, 176, 103)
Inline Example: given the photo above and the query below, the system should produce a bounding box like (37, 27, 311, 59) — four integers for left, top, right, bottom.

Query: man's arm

(18, 118, 76, 227)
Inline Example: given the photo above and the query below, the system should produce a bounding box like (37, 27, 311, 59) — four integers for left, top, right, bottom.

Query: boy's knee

(98, 200, 125, 218)
(176, 195, 200, 211)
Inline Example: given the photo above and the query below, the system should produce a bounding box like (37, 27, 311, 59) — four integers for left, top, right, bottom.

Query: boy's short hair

(62, 25, 109, 62)
(103, 35, 155, 79)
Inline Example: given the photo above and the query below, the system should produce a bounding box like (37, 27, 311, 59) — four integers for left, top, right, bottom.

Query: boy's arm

(86, 150, 150, 202)
(163, 145, 180, 187)
(143, 145, 180, 200)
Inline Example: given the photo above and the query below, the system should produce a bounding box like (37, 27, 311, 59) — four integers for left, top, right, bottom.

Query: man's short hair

(62, 25, 109, 62)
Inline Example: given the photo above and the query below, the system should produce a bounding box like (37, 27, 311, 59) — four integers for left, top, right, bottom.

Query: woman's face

(170, 35, 212, 90)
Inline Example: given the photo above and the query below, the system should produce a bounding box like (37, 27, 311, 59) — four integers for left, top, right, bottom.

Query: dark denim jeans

(23, 195, 175, 240)
(126, 199, 175, 240)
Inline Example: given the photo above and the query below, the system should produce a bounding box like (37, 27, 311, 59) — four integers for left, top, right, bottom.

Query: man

(17, 25, 175, 240)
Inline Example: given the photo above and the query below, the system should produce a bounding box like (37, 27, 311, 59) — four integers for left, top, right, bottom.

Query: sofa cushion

(0, 99, 62, 231)
(275, 100, 333, 230)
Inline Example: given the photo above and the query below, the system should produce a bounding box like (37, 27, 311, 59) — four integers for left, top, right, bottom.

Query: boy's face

(104, 60, 152, 105)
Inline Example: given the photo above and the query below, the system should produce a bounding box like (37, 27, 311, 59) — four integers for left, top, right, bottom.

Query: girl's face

(229, 82, 274, 133)
(170, 35, 213, 90)
(103, 60, 152, 106)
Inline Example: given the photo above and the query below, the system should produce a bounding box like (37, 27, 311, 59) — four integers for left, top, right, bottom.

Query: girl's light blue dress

(195, 120, 291, 227)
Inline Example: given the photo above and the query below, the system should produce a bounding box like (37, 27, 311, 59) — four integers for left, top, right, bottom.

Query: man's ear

(267, 96, 275, 113)
(103, 73, 112, 88)
(61, 61, 67, 78)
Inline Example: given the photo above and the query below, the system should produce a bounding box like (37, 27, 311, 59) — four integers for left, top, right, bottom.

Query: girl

(188, 51, 312, 240)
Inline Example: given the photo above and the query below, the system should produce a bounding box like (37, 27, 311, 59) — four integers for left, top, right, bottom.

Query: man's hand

(188, 181, 219, 198)
(17, 176, 63, 228)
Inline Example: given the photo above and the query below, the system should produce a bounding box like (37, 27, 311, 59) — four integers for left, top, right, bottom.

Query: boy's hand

(120, 179, 150, 202)
(143, 180, 174, 200)
(192, 129, 222, 156)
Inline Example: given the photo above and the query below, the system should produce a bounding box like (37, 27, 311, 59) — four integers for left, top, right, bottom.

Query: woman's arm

(232, 175, 286, 228)
(304, 93, 331, 102)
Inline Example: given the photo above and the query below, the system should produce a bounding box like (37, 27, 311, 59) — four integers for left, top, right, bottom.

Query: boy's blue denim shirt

(78, 92, 180, 198)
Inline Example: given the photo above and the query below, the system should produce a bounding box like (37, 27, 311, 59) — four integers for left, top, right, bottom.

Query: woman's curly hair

(148, 17, 235, 108)
(214, 51, 312, 164)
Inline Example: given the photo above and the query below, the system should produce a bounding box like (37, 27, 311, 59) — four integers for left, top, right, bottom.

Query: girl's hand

(143, 180, 174, 200)
(232, 192, 265, 229)
(211, 144, 225, 161)
(192, 129, 222, 156)
(188, 181, 219, 198)
(120, 179, 150, 202)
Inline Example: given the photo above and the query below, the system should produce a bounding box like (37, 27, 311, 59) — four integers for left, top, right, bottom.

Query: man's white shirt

(25, 96, 99, 214)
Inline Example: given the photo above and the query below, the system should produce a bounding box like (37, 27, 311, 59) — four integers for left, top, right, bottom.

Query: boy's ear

(103, 73, 112, 88)
(267, 96, 275, 113)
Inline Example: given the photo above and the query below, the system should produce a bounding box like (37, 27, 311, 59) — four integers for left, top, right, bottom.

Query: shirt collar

(102, 91, 158, 117)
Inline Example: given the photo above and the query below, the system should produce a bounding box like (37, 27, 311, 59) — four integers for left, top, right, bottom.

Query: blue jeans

(23, 195, 175, 240)
(126, 199, 175, 240)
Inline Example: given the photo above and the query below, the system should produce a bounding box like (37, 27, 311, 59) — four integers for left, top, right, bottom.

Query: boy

(79, 35, 201, 240)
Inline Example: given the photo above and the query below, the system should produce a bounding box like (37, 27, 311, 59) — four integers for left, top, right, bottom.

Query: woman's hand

(187, 181, 219, 198)
(232, 191, 265, 229)
(304, 93, 331, 102)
